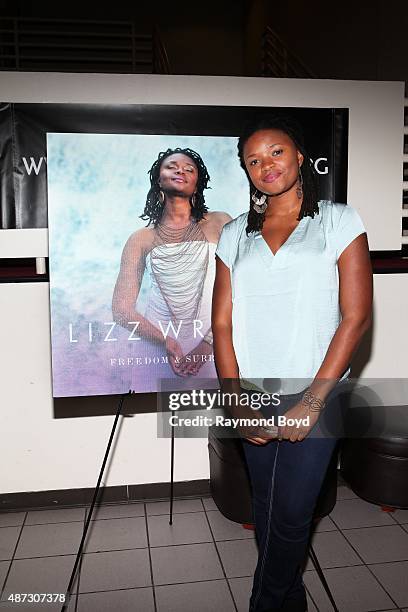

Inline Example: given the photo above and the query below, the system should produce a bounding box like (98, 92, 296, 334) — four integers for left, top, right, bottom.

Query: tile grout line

(7, 545, 407, 571)
(5, 520, 407, 562)
(201, 496, 240, 612)
(145, 501, 206, 517)
(144, 502, 157, 612)
(332, 523, 408, 532)
(335, 522, 408, 566)
(328, 517, 402, 611)
(365, 558, 408, 567)
(65, 586, 156, 595)
(0, 511, 27, 603)
(9, 519, 87, 527)
(388, 510, 408, 528)
(360, 559, 403, 611)
(74, 577, 249, 597)
(329, 514, 398, 562)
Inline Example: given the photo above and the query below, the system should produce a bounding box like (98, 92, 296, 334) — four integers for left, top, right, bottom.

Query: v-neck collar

(255, 217, 306, 264)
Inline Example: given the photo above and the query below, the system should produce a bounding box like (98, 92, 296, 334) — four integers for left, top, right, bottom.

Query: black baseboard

(0, 479, 211, 512)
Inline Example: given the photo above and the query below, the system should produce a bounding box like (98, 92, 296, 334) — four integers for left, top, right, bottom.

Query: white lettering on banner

(158, 320, 183, 339)
(193, 319, 204, 338)
(66, 319, 209, 343)
(314, 158, 329, 175)
(68, 324, 78, 343)
(127, 321, 141, 341)
(20, 156, 328, 176)
(309, 157, 329, 175)
(22, 156, 47, 175)
(103, 322, 118, 342)
(110, 356, 169, 366)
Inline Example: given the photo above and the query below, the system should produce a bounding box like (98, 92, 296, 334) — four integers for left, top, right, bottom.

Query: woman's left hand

(278, 401, 321, 442)
(177, 339, 213, 376)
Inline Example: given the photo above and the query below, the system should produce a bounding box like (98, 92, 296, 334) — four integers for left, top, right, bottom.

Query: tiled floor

(1, 480, 408, 611)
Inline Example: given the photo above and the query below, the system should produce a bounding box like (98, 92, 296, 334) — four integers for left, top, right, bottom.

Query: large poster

(47, 133, 248, 396)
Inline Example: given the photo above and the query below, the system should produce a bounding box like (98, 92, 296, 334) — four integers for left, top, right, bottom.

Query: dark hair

(237, 114, 319, 234)
(140, 147, 210, 226)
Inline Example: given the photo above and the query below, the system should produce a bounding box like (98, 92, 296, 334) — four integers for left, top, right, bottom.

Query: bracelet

(203, 330, 213, 346)
(302, 389, 326, 412)
(262, 425, 279, 437)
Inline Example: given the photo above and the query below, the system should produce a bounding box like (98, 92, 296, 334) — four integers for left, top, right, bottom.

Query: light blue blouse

(215, 201, 367, 394)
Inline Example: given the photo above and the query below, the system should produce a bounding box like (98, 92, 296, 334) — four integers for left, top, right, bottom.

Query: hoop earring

(191, 193, 197, 207)
(159, 190, 165, 204)
(296, 168, 303, 199)
(251, 190, 267, 214)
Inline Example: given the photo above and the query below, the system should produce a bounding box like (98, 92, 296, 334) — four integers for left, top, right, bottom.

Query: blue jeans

(241, 389, 340, 611)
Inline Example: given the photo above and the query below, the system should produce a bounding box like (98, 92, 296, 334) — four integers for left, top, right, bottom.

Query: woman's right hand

(223, 387, 277, 445)
(244, 433, 275, 445)
(241, 424, 277, 445)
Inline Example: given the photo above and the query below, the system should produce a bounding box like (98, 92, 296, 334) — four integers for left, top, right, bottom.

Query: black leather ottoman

(340, 437, 408, 508)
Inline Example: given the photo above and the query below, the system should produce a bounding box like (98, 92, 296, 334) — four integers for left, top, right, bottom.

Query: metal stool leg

(308, 544, 339, 612)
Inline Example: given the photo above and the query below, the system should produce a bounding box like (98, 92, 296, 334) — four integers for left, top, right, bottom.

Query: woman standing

(212, 116, 372, 611)
(113, 147, 230, 382)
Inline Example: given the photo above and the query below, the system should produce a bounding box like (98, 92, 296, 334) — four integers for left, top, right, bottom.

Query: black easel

(309, 545, 339, 612)
(169, 419, 175, 525)
(61, 391, 130, 612)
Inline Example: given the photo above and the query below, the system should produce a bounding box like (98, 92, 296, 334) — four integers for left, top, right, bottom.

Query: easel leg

(61, 392, 130, 612)
(169, 419, 175, 525)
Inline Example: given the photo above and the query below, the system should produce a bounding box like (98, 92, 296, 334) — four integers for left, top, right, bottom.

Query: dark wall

(262, 0, 407, 83)
(0, 0, 245, 76)
(0, 0, 406, 82)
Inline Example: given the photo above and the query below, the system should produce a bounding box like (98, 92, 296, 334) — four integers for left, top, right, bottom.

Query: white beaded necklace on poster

(150, 219, 209, 326)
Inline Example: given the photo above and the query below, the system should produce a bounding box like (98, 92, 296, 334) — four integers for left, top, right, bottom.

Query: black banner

(0, 103, 348, 229)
